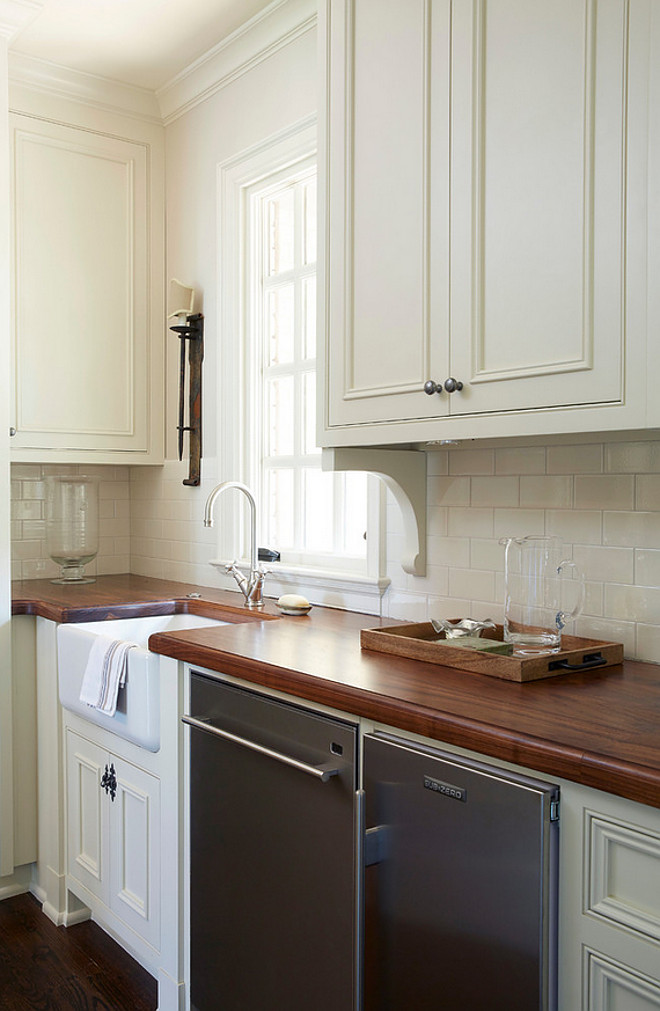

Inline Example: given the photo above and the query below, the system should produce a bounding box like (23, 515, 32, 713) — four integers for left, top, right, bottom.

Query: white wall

(0, 38, 15, 877)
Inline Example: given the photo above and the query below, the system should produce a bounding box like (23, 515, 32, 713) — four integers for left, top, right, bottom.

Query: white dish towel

(79, 635, 138, 716)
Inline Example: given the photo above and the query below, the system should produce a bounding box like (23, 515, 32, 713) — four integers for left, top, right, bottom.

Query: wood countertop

(12, 574, 660, 810)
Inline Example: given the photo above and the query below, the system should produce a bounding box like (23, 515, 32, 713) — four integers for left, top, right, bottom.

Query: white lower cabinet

(584, 949, 660, 1011)
(66, 728, 160, 952)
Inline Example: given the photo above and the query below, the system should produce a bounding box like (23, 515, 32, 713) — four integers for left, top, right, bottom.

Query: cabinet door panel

(585, 949, 660, 1010)
(325, 0, 450, 426)
(450, 0, 627, 415)
(66, 730, 107, 902)
(11, 116, 151, 454)
(109, 757, 160, 948)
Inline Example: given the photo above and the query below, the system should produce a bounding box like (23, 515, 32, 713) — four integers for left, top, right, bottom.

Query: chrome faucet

(203, 481, 267, 608)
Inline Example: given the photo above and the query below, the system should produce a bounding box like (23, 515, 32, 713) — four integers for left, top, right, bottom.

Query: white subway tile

(426, 450, 449, 476)
(573, 545, 634, 585)
(546, 444, 603, 474)
(495, 446, 546, 474)
(636, 475, 660, 511)
(22, 520, 45, 539)
(635, 549, 660, 587)
(470, 538, 505, 571)
(583, 582, 604, 616)
(575, 616, 637, 658)
(405, 564, 449, 596)
(448, 449, 495, 475)
(604, 583, 660, 624)
(99, 480, 130, 500)
(470, 600, 504, 623)
(427, 536, 470, 568)
(10, 464, 42, 479)
(22, 558, 56, 579)
(97, 556, 129, 575)
(574, 475, 634, 510)
(545, 509, 602, 545)
(448, 568, 495, 602)
(603, 511, 660, 548)
(448, 507, 494, 538)
(99, 500, 116, 519)
(493, 508, 545, 538)
(20, 480, 44, 501)
(520, 475, 572, 509)
(428, 476, 470, 506)
(470, 476, 519, 508)
(636, 625, 660, 664)
(384, 590, 429, 622)
(12, 500, 41, 521)
(40, 464, 77, 476)
(427, 506, 449, 538)
(427, 595, 470, 621)
(606, 440, 660, 473)
(12, 539, 43, 561)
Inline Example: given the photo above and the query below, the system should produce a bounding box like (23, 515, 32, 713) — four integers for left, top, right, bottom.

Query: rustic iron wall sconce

(168, 280, 204, 486)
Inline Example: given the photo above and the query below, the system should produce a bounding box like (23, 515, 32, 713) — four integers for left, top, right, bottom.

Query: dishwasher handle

(182, 714, 340, 782)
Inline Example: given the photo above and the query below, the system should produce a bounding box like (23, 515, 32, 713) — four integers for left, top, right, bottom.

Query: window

(217, 120, 387, 601)
(246, 165, 368, 573)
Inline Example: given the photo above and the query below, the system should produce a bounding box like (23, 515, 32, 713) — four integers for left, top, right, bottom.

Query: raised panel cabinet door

(449, 0, 631, 418)
(66, 730, 108, 904)
(10, 115, 150, 454)
(108, 756, 160, 949)
(323, 0, 451, 428)
(584, 949, 660, 1010)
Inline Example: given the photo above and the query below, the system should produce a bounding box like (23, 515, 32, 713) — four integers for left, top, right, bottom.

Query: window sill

(209, 558, 390, 612)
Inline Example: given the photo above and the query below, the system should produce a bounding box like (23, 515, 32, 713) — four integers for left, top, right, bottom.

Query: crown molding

(156, 0, 317, 126)
(0, 0, 43, 41)
(8, 51, 162, 122)
(7, 0, 315, 125)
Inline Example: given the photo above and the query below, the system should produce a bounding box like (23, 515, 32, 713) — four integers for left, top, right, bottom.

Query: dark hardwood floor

(0, 892, 157, 1010)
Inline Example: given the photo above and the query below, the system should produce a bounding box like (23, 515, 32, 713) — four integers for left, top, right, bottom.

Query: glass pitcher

(500, 535, 584, 655)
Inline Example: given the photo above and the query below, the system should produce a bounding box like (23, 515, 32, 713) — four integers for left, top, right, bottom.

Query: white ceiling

(10, 0, 275, 91)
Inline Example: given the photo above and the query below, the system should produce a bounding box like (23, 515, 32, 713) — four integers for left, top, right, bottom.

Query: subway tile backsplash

(10, 436, 660, 664)
(10, 464, 130, 581)
(386, 438, 660, 664)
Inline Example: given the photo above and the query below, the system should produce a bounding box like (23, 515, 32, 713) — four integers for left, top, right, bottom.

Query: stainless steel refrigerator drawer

(363, 732, 559, 1011)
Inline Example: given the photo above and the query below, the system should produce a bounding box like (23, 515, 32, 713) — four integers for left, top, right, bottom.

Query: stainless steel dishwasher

(183, 672, 359, 1011)
(363, 732, 559, 1011)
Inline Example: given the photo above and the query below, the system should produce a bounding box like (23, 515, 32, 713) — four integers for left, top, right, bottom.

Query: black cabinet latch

(100, 763, 117, 802)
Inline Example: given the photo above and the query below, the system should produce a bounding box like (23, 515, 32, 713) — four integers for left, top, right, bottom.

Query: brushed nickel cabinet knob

(423, 380, 443, 396)
(443, 378, 463, 393)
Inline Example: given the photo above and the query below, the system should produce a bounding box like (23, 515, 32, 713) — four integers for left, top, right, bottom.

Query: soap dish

(278, 604, 312, 616)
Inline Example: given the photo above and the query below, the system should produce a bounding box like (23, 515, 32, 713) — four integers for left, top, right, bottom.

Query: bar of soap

(277, 594, 312, 615)
(438, 636, 513, 655)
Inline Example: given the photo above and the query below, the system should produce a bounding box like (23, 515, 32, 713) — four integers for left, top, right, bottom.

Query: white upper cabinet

(10, 113, 164, 463)
(319, 0, 659, 447)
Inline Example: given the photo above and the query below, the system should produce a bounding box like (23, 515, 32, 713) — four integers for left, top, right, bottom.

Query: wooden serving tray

(360, 622, 624, 682)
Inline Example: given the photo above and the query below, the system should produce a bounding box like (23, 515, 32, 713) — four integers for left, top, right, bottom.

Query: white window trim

(216, 117, 389, 610)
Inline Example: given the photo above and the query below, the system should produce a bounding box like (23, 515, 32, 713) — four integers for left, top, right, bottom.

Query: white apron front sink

(57, 614, 229, 751)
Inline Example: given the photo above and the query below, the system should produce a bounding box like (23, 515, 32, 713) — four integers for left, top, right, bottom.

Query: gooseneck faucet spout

(203, 481, 266, 608)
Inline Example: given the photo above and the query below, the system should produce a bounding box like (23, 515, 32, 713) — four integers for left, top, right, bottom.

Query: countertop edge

(148, 631, 660, 810)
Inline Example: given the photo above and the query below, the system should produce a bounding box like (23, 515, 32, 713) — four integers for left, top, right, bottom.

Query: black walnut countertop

(12, 574, 660, 809)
